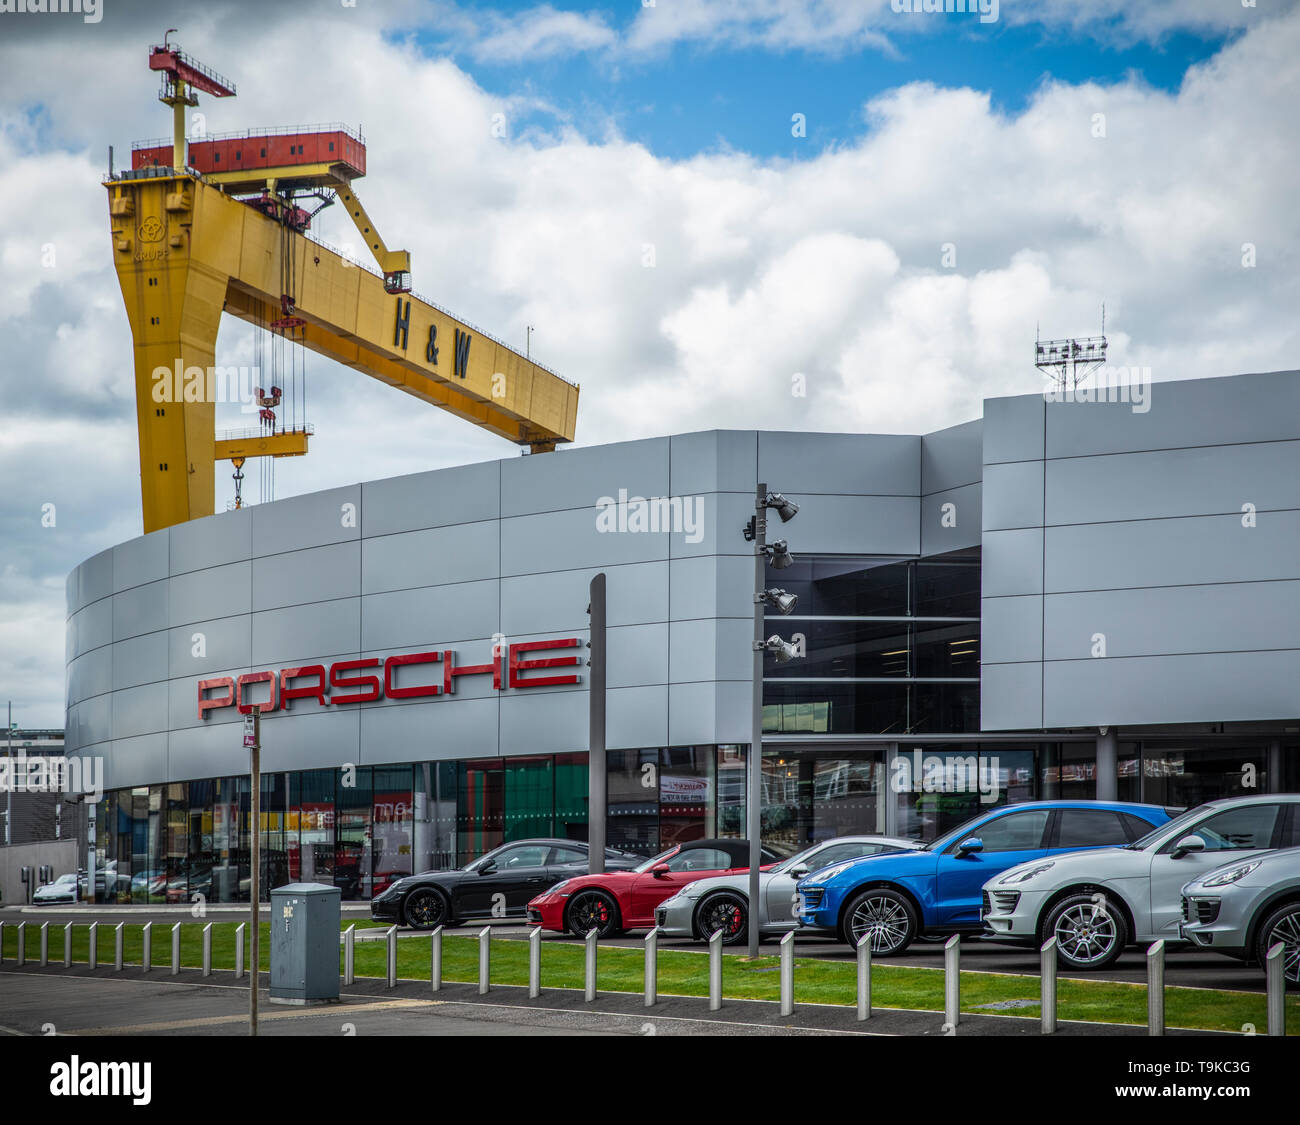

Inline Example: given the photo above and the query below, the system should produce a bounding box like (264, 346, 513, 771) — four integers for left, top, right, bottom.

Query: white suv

(982, 794, 1300, 970)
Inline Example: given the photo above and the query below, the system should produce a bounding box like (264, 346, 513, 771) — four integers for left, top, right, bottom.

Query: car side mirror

(957, 837, 983, 855)
(789, 864, 809, 878)
(651, 863, 671, 877)
(478, 861, 496, 875)
(1173, 834, 1206, 857)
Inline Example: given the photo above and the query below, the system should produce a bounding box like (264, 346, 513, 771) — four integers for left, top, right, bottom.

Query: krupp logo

(137, 216, 164, 243)
(197, 638, 581, 719)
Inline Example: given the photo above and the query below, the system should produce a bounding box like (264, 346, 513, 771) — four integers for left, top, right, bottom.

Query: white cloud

(1, 9, 1299, 725)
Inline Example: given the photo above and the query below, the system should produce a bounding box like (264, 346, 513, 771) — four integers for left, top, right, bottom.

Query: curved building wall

(66, 428, 962, 792)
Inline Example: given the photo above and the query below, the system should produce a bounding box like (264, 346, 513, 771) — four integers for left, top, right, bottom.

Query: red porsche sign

(198, 638, 581, 719)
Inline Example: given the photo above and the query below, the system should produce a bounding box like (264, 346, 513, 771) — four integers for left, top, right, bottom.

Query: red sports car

(527, 838, 780, 937)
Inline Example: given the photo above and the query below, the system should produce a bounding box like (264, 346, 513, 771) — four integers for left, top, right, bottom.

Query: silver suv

(983, 794, 1300, 971)
(1181, 845, 1300, 987)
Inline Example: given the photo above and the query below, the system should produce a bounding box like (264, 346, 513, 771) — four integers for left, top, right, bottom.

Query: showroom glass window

(893, 746, 1037, 842)
(372, 765, 414, 893)
(761, 749, 886, 857)
(763, 552, 980, 736)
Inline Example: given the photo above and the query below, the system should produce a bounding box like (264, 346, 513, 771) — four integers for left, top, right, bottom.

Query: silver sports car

(654, 835, 923, 944)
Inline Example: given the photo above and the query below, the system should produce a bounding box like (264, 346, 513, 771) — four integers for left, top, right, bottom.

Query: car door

(457, 844, 553, 918)
(629, 847, 733, 923)
(935, 809, 1053, 926)
(1146, 802, 1284, 940)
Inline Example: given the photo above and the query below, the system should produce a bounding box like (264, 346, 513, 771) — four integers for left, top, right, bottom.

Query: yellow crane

(108, 39, 579, 534)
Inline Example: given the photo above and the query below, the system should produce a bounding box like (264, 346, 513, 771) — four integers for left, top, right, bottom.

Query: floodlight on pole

(757, 588, 798, 615)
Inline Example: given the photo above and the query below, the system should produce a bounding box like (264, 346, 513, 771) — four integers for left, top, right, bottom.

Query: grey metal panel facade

(981, 370, 1300, 730)
(70, 429, 931, 790)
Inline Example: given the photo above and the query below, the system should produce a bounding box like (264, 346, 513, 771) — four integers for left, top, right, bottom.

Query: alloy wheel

(1265, 909, 1300, 984)
(1053, 902, 1119, 964)
(847, 895, 910, 953)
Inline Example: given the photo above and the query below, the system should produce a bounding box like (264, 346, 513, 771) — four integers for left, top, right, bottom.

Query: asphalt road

(3, 904, 1268, 993)
(0, 965, 1190, 1037)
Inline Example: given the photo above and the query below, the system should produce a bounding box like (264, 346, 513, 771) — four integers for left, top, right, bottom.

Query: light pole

(244, 710, 261, 1036)
(745, 486, 800, 959)
(587, 573, 607, 874)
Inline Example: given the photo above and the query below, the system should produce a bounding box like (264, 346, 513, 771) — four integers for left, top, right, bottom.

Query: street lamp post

(745, 486, 800, 959)
(747, 485, 768, 960)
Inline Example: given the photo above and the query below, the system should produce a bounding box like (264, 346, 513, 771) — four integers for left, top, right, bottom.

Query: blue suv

(795, 801, 1172, 954)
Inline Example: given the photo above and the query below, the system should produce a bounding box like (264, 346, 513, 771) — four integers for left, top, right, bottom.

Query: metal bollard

(1040, 937, 1058, 1034)
(644, 928, 658, 1008)
(1266, 942, 1286, 1037)
(64, 922, 73, 968)
(708, 928, 723, 1011)
(17, 922, 25, 967)
(88, 921, 98, 970)
(386, 925, 397, 988)
(528, 926, 541, 999)
(943, 934, 960, 1032)
(114, 922, 124, 971)
(202, 923, 213, 977)
(856, 933, 872, 1020)
(585, 928, 599, 1002)
(478, 926, 491, 995)
(171, 922, 181, 976)
(779, 931, 795, 1016)
(1147, 940, 1165, 1036)
(343, 924, 355, 985)
(40, 922, 49, 967)
(234, 923, 245, 979)
(430, 926, 443, 993)
(142, 922, 152, 973)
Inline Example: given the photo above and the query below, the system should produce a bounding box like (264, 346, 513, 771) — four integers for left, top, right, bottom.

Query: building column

(1095, 728, 1118, 801)
(1268, 741, 1283, 794)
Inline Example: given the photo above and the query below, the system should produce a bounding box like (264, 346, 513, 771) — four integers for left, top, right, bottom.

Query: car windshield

(771, 841, 852, 874)
(1125, 804, 1210, 849)
(924, 811, 1002, 853)
(634, 846, 681, 874)
(55, 874, 76, 885)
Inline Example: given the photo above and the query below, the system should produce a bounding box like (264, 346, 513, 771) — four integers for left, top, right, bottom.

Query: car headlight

(999, 861, 1055, 885)
(804, 861, 854, 886)
(676, 882, 708, 900)
(1201, 861, 1261, 887)
(546, 880, 570, 896)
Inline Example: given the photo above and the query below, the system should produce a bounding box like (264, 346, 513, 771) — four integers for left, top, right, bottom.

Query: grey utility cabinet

(269, 882, 341, 1004)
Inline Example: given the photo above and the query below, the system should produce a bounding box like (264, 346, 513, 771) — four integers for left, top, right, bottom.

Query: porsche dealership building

(64, 369, 1300, 900)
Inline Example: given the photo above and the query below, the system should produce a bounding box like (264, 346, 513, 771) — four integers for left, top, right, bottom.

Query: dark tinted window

(1121, 813, 1157, 840)
(1181, 804, 1281, 852)
(962, 810, 1050, 853)
(493, 844, 549, 868)
(550, 846, 586, 864)
(667, 847, 732, 872)
(1056, 809, 1128, 848)
(1281, 807, 1300, 849)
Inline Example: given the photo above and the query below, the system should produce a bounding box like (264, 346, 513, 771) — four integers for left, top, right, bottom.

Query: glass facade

(763, 553, 981, 735)
(88, 747, 748, 899)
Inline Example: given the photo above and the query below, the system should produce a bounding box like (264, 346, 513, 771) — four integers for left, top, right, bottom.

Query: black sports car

(370, 838, 642, 929)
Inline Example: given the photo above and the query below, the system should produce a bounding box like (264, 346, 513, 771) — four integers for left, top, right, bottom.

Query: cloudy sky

(1, 0, 1298, 727)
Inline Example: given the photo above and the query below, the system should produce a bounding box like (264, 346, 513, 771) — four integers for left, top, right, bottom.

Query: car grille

(1183, 897, 1220, 925)
(801, 888, 824, 911)
(983, 890, 1020, 916)
(655, 908, 667, 927)
(526, 908, 542, 924)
